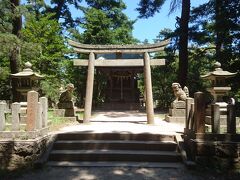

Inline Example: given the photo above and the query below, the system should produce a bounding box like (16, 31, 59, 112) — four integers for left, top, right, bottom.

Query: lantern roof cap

(11, 61, 44, 79)
(201, 62, 236, 79)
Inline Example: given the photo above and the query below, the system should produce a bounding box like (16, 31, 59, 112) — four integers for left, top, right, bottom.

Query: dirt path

(10, 166, 231, 180)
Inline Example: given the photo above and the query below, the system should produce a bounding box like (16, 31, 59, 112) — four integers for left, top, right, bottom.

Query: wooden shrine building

(69, 39, 169, 124)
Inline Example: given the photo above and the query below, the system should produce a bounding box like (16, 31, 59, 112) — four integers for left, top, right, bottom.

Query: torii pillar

(144, 52, 154, 124)
(83, 52, 95, 123)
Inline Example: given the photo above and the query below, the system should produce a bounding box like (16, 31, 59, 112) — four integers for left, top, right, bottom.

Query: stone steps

(48, 149, 181, 162)
(47, 161, 183, 168)
(47, 132, 182, 166)
(53, 140, 177, 151)
(56, 132, 175, 141)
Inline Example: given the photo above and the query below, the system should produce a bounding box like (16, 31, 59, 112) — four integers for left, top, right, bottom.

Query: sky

(122, 0, 208, 43)
(23, 0, 208, 43)
(70, 0, 208, 43)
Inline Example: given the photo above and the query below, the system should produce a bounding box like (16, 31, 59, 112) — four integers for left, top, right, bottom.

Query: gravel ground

(1, 166, 238, 180)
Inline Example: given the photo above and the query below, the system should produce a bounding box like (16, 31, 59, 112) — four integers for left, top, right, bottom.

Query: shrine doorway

(98, 68, 141, 110)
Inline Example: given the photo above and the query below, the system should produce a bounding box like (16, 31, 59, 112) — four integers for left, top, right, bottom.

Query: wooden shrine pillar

(143, 52, 154, 124)
(83, 52, 95, 123)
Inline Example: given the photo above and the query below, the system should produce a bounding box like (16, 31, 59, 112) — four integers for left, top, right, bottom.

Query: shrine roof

(68, 39, 170, 54)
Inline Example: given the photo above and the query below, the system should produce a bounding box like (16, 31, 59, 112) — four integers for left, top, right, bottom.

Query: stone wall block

(12, 103, 21, 131)
(26, 91, 39, 131)
(40, 97, 48, 127)
(0, 102, 6, 131)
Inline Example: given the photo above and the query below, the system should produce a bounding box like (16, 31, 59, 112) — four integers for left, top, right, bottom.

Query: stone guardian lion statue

(172, 83, 189, 102)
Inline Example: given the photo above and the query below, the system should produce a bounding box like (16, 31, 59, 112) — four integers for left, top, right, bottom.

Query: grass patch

(48, 110, 83, 131)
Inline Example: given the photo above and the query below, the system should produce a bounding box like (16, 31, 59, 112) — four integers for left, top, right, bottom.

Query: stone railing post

(194, 92, 205, 133)
(12, 102, 21, 131)
(36, 102, 42, 129)
(227, 104, 236, 134)
(211, 104, 220, 134)
(185, 97, 194, 129)
(190, 103, 195, 130)
(0, 102, 6, 131)
(26, 91, 39, 131)
(40, 97, 48, 127)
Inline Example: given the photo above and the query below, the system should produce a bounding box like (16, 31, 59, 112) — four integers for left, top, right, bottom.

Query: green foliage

(69, 0, 137, 107)
(137, 0, 166, 18)
(21, 14, 68, 76)
(0, 33, 21, 99)
(0, 0, 12, 33)
(79, 6, 137, 44)
(40, 76, 62, 107)
(190, 0, 240, 97)
(45, 0, 83, 29)
(151, 49, 177, 109)
(80, 8, 114, 44)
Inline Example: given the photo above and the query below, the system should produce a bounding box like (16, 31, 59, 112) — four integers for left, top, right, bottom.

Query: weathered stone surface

(165, 115, 185, 123)
(58, 102, 74, 109)
(69, 39, 170, 54)
(0, 102, 6, 131)
(194, 92, 205, 133)
(74, 59, 165, 67)
(165, 83, 189, 123)
(36, 102, 42, 129)
(0, 127, 48, 139)
(169, 109, 186, 117)
(84, 52, 95, 123)
(171, 101, 186, 109)
(172, 83, 188, 102)
(64, 109, 75, 117)
(12, 102, 21, 131)
(58, 84, 75, 117)
(0, 135, 51, 170)
(26, 91, 39, 131)
(144, 52, 154, 124)
(40, 97, 48, 127)
(53, 109, 65, 117)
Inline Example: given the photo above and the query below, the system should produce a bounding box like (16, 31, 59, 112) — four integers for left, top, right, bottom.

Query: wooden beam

(73, 59, 165, 67)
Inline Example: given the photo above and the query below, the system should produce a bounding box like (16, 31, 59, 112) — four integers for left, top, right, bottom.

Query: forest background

(0, 0, 239, 112)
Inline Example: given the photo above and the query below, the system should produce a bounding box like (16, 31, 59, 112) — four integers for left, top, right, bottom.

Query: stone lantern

(11, 62, 44, 102)
(202, 62, 236, 103)
(202, 62, 236, 124)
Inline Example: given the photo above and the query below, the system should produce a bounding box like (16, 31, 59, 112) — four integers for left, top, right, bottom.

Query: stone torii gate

(69, 39, 169, 124)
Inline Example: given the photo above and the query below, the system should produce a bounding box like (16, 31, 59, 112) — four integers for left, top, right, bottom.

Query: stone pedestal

(205, 102, 228, 125)
(57, 101, 75, 117)
(165, 101, 186, 123)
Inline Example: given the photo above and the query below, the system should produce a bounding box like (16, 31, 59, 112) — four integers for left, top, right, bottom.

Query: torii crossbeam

(69, 39, 170, 124)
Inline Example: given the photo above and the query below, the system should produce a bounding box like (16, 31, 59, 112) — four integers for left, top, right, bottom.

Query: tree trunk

(215, 0, 223, 64)
(10, 0, 22, 102)
(54, 0, 65, 21)
(178, 0, 190, 88)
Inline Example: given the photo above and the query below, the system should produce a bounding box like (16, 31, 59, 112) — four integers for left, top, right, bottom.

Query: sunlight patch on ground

(59, 111, 184, 134)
